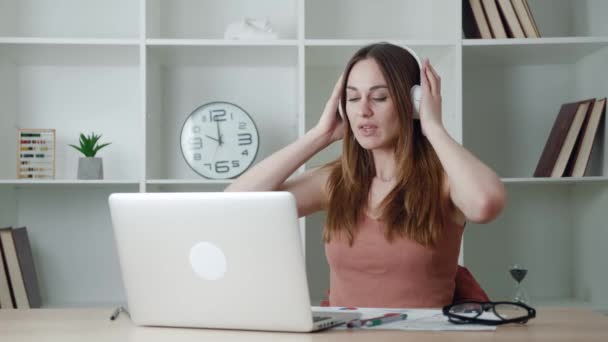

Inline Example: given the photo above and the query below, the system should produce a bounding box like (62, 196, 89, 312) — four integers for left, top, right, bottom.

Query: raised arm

(225, 74, 346, 217)
(419, 59, 506, 223)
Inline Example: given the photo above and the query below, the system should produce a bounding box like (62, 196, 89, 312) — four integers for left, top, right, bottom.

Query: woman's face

(345, 58, 400, 150)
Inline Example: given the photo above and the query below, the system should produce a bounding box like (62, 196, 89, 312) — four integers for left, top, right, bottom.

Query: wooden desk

(0, 307, 606, 342)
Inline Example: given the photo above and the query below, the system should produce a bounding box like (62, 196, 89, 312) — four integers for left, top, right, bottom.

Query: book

(566, 98, 607, 177)
(481, 0, 507, 39)
(534, 99, 593, 177)
(0, 227, 41, 308)
(463, 0, 493, 39)
(511, 0, 540, 38)
(0, 227, 16, 309)
(496, 0, 525, 38)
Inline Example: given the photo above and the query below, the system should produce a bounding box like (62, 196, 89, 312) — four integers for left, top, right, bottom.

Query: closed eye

(348, 97, 387, 102)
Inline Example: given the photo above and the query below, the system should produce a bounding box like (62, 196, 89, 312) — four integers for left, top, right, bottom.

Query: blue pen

(365, 313, 408, 327)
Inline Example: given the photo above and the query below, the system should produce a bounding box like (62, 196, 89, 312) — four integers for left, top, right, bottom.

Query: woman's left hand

(419, 58, 443, 136)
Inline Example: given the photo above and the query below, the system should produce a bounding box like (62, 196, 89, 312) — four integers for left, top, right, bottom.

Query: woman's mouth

(359, 124, 378, 136)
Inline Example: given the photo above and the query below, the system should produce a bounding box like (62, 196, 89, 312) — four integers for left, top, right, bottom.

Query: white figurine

(224, 17, 279, 40)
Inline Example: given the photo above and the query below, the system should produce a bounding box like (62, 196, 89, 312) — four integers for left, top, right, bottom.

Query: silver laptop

(108, 191, 357, 332)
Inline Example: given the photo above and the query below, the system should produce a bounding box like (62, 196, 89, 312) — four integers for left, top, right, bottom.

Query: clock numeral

(204, 163, 212, 171)
(230, 112, 234, 120)
(189, 137, 203, 150)
(215, 160, 230, 173)
(201, 116, 207, 123)
(238, 133, 252, 146)
(238, 122, 247, 130)
(193, 153, 202, 161)
(232, 160, 240, 168)
(192, 125, 201, 134)
(210, 109, 227, 122)
(241, 150, 249, 156)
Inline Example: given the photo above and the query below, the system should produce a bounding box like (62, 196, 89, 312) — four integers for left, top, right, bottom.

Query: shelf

(146, 39, 298, 47)
(146, 179, 233, 185)
(0, 180, 139, 186)
(463, 38, 608, 65)
(146, 182, 228, 193)
(0, 37, 140, 46)
(0, 180, 140, 191)
(305, 39, 458, 47)
(463, 36, 608, 46)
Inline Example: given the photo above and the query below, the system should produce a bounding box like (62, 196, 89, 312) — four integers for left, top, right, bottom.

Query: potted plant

(69, 132, 111, 180)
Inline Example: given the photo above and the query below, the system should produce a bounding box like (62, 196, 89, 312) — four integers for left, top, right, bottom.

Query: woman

(226, 42, 506, 308)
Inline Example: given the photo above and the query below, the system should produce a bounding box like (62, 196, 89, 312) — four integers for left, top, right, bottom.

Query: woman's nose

(357, 98, 372, 117)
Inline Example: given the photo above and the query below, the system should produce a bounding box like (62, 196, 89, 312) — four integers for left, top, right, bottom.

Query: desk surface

(0, 307, 607, 342)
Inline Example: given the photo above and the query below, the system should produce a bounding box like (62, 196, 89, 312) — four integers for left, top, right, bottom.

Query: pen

(110, 307, 122, 321)
(109, 306, 130, 321)
(365, 313, 408, 327)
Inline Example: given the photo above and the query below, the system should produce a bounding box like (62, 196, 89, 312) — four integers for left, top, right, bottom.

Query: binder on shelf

(511, 0, 540, 38)
(565, 98, 607, 177)
(0, 227, 16, 309)
(463, 0, 493, 39)
(496, 0, 525, 38)
(534, 99, 594, 178)
(481, 0, 508, 38)
(0, 227, 41, 309)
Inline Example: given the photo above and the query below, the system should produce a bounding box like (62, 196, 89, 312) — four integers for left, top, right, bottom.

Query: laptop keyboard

(313, 316, 332, 322)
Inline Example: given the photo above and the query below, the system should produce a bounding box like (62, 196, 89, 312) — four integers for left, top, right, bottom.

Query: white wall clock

(180, 101, 259, 179)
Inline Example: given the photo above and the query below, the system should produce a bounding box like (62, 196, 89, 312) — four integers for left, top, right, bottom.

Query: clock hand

(205, 134, 220, 143)
(216, 120, 223, 146)
(211, 141, 220, 163)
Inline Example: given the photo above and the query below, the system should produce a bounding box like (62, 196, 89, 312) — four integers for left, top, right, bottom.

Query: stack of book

(0, 226, 41, 309)
(534, 98, 607, 178)
(463, 0, 540, 39)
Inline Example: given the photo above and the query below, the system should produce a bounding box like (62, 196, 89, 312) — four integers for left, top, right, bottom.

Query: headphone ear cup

(410, 85, 421, 119)
(337, 98, 344, 119)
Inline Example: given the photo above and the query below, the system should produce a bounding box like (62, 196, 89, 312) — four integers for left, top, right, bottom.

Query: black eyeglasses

(442, 301, 536, 325)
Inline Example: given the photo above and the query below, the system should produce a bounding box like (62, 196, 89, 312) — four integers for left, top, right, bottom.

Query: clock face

(180, 102, 259, 179)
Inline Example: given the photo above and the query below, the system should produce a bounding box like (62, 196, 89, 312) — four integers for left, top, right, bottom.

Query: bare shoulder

(442, 173, 466, 226)
(278, 164, 333, 217)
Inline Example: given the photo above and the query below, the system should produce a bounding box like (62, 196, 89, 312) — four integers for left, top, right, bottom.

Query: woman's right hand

(313, 74, 346, 144)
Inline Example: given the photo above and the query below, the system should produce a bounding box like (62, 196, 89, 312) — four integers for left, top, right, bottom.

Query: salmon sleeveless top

(325, 213, 464, 308)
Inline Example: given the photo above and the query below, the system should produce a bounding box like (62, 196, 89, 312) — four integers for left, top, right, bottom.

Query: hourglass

(510, 264, 530, 304)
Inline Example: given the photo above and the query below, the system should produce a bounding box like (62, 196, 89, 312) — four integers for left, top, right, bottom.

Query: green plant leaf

(92, 142, 112, 156)
(70, 132, 111, 157)
(69, 144, 84, 155)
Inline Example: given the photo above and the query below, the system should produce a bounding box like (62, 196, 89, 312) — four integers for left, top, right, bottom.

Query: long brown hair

(323, 42, 447, 247)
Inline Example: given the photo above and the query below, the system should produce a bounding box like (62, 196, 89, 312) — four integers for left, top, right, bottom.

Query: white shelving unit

(0, 0, 606, 310)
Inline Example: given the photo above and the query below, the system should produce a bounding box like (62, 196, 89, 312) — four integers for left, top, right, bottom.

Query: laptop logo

(189, 241, 227, 280)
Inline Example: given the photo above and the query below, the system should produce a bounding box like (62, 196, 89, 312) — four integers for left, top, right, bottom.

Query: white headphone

(339, 45, 422, 119)
(403, 45, 422, 119)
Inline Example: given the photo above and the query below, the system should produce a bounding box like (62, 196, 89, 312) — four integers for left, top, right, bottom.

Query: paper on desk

(313, 306, 497, 331)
